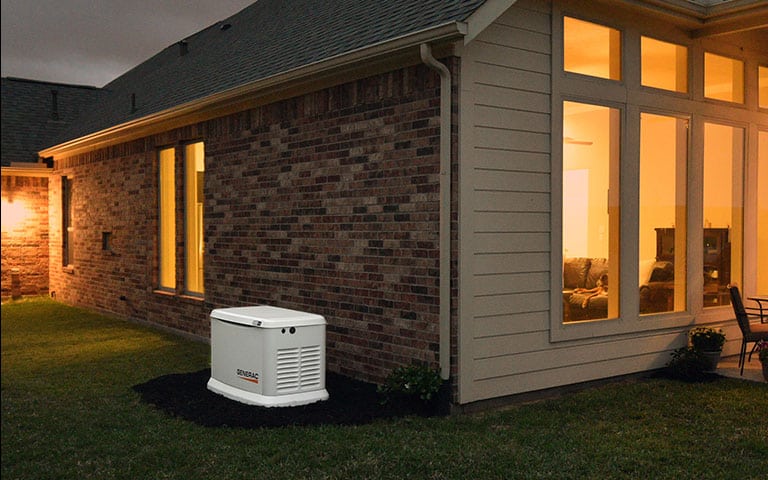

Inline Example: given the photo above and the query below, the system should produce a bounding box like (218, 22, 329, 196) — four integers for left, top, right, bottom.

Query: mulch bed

(133, 369, 445, 428)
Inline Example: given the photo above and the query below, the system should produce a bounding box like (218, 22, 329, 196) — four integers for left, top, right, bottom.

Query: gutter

(39, 22, 467, 159)
(420, 43, 452, 381)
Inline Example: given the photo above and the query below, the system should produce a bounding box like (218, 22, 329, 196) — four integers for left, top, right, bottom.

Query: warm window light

(641, 36, 687, 93)
(1, 198, 30, 231)
(704, 52, 744, 103)
(759, 66, 768, 109)
(564, 17, 621, 81)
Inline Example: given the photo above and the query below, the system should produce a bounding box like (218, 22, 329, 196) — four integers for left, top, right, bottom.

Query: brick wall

(49, 62, 455, 385)
(1, 174, 49, 299)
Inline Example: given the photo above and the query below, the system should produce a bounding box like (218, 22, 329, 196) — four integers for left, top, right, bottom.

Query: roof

(26, 0, 768, 154)
(54, 0, 486, 146)
(0, 77, 102, 165)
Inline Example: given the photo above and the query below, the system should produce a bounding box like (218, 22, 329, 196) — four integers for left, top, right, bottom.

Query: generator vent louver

(276, 345, 322, 392)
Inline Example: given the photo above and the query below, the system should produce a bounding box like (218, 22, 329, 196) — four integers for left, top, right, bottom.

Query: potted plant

(756, 340, 768, 382)
(688, 326, 726, 371)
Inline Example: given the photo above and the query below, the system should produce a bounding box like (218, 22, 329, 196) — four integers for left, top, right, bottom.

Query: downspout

(420, 43, 451, 381)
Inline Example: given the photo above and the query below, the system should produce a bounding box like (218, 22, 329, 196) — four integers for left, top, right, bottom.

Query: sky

(1, 0, 256, 87)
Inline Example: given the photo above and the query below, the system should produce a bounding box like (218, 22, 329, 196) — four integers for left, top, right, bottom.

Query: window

(641, 37, 687, 93)
(62, 176, 73, 266)
(703, 123, 744, 307)
(184, 142, 205, 295)
(704, 52, 744, 103)
(562, 101, 621, 322)
(563, 17, 621, 81)
(758, 131, 768, 293)
(158, 147, 176, 290)
(158, 143, 205, 295)
(639, 113, 688, 314)
(556, 11, 764, 336)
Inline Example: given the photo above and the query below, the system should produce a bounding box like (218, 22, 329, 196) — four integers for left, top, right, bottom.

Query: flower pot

(762, 362, 768, 382)
(700, 350, 722, 372)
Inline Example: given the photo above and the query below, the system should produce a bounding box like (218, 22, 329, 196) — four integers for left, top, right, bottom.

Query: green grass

(2, 298, 767, 480)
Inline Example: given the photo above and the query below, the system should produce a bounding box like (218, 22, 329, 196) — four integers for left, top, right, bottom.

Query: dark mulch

(133, 369, 446, 428)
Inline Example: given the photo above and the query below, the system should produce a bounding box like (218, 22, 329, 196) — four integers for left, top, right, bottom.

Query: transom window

(563, 16, 621, 81)
(704, 52, 744, 103)
(641, 36, 688, 93)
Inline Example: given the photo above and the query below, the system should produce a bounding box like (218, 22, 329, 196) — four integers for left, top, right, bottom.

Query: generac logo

(236, 368, 259, 384)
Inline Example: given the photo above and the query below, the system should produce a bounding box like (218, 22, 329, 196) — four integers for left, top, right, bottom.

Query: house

(2, 0, 766, 409)
(1, 78, 101, 299)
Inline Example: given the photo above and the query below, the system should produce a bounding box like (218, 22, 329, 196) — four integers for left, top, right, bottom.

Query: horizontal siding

(473, 311, 550, 338)
(459, 0, 557, 403)
(473, 332, 681, 380)
(472, 291, 550, 318)
(473, 149, 549, 172)
(471, 351, 667, 400)
(472, 211, 550, 232)
(474, 232, 549, 253)
(474, 169, 550, 192)
(474, 271, 549, 296)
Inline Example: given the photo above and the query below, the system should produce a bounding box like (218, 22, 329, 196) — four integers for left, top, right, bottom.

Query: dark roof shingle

(56, 0, 486, 145)
(1, 78, 102, 165)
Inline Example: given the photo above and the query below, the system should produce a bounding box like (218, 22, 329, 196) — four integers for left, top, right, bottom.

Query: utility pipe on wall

(420, 43, 452, 381)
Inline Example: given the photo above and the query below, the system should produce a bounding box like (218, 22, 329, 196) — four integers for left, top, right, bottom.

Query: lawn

(2, 298, 767, 480)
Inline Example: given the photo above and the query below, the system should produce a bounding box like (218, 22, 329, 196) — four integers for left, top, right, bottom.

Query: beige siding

(459, 0, 555, 403)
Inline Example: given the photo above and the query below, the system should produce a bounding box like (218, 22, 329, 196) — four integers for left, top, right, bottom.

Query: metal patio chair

(728, 286, 768, 375)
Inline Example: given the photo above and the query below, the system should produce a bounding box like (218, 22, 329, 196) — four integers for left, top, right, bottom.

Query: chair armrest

(745, 306, 766, 321)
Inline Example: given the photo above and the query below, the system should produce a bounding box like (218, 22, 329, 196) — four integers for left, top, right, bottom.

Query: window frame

(61, 175, 73, 268)
(550, 4, 765, 342)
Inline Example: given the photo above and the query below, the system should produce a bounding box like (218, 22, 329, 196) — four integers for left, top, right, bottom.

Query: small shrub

(666, 347, 710, 382)
(378, 363, 444, 405)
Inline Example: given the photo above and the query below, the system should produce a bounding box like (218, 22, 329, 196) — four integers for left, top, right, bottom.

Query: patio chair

(728, 286, 768, 375)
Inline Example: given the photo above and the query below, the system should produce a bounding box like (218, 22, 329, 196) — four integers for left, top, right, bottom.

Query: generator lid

(210, 306, 326, 328)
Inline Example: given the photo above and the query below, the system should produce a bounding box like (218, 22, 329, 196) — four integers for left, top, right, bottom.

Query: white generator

(207, 306, 329, 407)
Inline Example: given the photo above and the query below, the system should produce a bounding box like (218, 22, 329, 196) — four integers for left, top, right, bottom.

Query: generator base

(207, 377, 329, 407)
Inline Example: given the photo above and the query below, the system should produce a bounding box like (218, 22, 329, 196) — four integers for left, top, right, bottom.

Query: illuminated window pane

(758, 131, 768, 293)
(159, 148, 176, 290)
(759, 66, 768, 109)
(639, 113, 688, 315)
(562, 101, 620, 322)
(641, 37, 687, 93)
(185, 142, 205, 295)
(564, 17, 621, 81)
(704, 52, 744, 103)
(703, 123, 744, 307)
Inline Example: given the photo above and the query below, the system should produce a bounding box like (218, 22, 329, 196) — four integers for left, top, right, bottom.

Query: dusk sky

(1, 0, 255, 87)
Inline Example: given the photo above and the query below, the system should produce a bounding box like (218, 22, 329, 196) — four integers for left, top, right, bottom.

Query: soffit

(620, 0, 768, 37)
